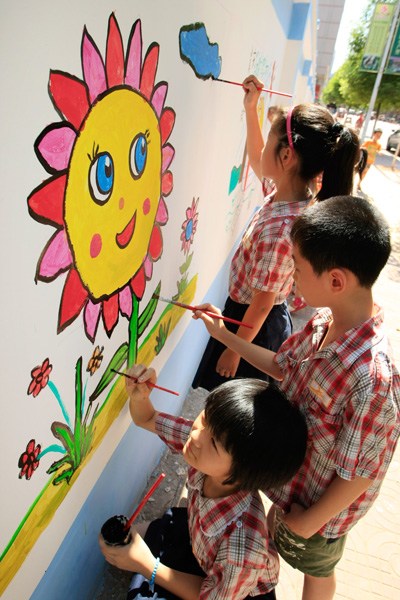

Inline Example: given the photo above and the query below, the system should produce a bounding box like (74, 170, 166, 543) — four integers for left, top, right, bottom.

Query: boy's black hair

(204, 379, 307, 492)
(272, 104, 359, 200)
(291, 195, 391, 287)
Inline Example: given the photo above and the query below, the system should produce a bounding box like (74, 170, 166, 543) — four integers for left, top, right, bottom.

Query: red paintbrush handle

(204, 311, 253, 329)
(125, 473, 166, 529)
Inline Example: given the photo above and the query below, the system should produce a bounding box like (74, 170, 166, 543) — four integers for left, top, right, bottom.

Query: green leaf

(53, 467, 74, 485)
(89, 342, 128, 403)
(46, 455, 71, 474)
(138, 281, 161, 337)
(51, 421, 74, 453)
(179, 252, 193, 275)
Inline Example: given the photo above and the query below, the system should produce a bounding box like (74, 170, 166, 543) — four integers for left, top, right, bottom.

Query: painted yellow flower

(28, 15, 175, 341)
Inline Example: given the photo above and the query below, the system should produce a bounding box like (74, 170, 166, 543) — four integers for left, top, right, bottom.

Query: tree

(322, 0, 400, 110)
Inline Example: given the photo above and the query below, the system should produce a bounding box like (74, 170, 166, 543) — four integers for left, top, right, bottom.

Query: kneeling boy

(99, 368, 307, 600)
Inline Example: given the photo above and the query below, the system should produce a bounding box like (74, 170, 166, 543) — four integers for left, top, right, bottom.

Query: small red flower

(18, 439, 41, 480)
(27, 358, 52, 397)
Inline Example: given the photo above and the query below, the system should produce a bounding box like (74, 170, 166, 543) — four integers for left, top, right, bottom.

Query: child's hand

(125, 365, 157, 398)
(216, 348, 240, 378)
(282, 503, 311, 539)
(193, 303, 227, 341)
(98, 525, 155, 573)
(242, 74, 263, 109)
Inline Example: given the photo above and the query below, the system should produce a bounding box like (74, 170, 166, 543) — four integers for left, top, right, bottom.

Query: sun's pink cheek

(90, 233, 102, 258)
(143, 198, 151, 215)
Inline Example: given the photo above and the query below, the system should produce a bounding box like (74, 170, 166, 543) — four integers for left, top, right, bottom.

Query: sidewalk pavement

(95, 157, 400, 599)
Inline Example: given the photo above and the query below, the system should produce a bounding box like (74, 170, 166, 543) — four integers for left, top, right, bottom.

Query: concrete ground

(95, 153, 400, 599)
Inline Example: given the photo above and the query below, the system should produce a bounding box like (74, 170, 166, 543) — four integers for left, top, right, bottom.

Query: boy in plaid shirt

(194, 196, 400, 599)
(99, 369, 307, 600)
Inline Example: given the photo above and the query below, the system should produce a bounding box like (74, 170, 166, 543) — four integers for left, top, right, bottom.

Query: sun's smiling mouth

(116, 211, 137, 249)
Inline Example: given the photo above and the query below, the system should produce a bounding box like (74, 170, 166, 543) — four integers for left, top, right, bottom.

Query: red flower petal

(125, 19, 142, 89)
(102, 294, 119, 335)
(161, 171, 173, 196)
(27, 380, 37, 396)
(149, 225, 162, 261)
(27, 439, 35, 453)
(140, 43, 159, 100)
(27, 175, 66, 227)
(106, 14, 124, 88)
(49, 71, 89, 130)
(130, 266, 146, 299)
(159, 108, 175, 145)
(58, 268, 89, 333)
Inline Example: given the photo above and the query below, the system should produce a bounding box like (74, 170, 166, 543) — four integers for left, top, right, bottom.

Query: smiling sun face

(28, 15, 175, 341)
(65, 89, 161, 299)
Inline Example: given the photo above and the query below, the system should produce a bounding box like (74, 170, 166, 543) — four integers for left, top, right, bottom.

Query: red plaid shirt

(270, 306, 400, 538)
(229, 195, 309, 304)
(155, 413, 279, 599)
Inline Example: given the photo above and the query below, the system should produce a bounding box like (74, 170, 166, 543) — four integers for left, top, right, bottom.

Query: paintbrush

(111, 369, 179, 396)
(125, 473, 166, 530)
(214, 77, 292, 98)
(153, 295, 253, 329)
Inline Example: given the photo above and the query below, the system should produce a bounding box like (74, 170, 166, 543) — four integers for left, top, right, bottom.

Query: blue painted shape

(271, 0, 293, 36)
(179, 23, 221, 80)
(302, 59, 312, 76)
(288, 3, 310, 41)
(228, 165, 241, 195)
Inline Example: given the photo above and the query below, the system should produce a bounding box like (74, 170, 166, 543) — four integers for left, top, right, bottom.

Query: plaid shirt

(155, 413, 279, 599)
(229, 195, 309, 305)
(270, 306, 400, 538)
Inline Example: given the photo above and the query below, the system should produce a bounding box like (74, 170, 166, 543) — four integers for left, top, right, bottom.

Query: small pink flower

(180, 198, 199, 254)
(18, 439, 41, 480)
(27, 358, 52, 397)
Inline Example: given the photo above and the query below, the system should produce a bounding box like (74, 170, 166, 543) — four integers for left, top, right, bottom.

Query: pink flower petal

(119, 286, 132, 318)
(38, 230, 73, 279)
(151, 83, 167, 117)
(37, 125, 76, 172)
(144, 256, 153, 279)
(156, 197, 168, 225)
(82, 29, 107, 104)
(161, 144, 174, 173)
(125, 19, 142, 89)
(84, 300, 101, 342)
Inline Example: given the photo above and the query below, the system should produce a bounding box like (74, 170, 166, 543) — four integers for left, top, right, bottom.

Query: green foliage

(322, 1, 400, 110)
(47, 358, 98, 485)
(154, 319, 171, 355)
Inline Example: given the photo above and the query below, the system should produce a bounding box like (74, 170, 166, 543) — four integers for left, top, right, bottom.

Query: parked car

(386, 130, 400, 152)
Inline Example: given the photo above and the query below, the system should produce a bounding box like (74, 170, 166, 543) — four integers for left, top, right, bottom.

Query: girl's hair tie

(331, 122, 344, 137)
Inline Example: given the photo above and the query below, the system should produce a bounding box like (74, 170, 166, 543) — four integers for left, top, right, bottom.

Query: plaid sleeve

(335, 356, 397, 479)
(248, 222, 293, 292)
(155, 412, 192, 454)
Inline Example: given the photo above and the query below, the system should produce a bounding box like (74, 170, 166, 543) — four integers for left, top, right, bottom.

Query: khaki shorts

(274, 518, 347, 578)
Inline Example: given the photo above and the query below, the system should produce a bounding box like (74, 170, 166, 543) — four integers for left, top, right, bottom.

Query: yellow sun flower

(28, 14, 175, 341)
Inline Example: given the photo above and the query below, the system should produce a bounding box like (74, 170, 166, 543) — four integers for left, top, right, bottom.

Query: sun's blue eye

(89, 152, 114, 204)
(130, 133, 147, 179)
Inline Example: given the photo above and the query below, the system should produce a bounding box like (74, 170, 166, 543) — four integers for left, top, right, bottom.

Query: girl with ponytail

(192, 75, 359, 391)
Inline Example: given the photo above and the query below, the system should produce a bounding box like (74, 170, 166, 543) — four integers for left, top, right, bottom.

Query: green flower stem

(128, 293, 139, 367)
(48, 381, 71, 428)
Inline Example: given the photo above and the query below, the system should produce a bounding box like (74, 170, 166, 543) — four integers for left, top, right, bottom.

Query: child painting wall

(0, 1, 315, 598)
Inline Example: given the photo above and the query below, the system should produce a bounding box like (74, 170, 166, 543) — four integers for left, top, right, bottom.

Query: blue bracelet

(149, 557, 160, 590)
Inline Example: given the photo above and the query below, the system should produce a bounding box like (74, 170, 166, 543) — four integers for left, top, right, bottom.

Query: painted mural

(0, 2, 315, 596)
(0, 13, 201, 592)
